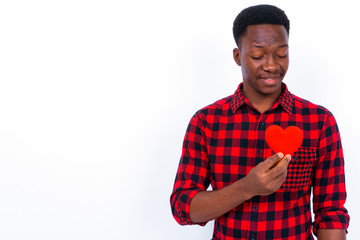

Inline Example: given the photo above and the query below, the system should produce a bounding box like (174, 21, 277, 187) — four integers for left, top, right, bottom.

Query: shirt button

(258, 150, 263, 154)
(294, 157, 298, 161)
(253, 206, 258, 211)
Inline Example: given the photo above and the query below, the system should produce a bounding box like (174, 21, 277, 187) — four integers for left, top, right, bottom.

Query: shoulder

(189, 95, 233, 128)
(292, 94, 338, 130)
(193, 95, 233, 118)
(292, 94, 333, 117)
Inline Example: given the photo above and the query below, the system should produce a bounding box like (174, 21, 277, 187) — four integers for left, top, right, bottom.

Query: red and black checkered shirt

(170, 83, 349, 240)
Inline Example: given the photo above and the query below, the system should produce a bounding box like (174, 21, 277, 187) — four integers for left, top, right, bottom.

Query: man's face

(233, 24, 289, 97)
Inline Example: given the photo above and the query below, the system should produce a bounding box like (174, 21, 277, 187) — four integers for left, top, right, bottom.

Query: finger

(262, 153, 284, 170)
(275, 154, 291, 171)
(276, 154, 292, 168)
(270, 168, 288, 188)
(268, 154, 291, 177)
(270, 153, 291, 169)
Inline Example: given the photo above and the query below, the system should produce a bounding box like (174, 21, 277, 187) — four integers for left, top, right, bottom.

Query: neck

(242, 84, 282, 114)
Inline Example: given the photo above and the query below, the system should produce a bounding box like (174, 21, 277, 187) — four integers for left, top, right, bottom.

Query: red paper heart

(265, 125, 303, 156)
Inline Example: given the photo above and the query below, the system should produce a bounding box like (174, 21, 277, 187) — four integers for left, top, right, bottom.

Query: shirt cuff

(173, 189, 207, 226)
(313, 211, 349, 236)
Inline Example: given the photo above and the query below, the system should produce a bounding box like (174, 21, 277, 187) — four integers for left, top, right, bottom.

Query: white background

(0, 0, 359, 239)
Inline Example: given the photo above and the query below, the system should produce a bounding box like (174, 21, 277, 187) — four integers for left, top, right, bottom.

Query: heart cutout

(265, 125, 303, 156)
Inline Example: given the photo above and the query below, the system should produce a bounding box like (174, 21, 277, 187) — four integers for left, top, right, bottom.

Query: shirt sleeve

(170, 112, 211, 226)
(312, 111, 350, 236)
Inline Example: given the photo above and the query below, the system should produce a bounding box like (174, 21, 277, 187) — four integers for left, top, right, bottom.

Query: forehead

(241, 24, 288, 47)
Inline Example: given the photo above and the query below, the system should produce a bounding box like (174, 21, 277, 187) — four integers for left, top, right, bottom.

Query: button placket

(256, 116, 266, 159)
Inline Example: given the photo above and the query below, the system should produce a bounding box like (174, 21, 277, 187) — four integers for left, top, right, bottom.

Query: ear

(233, 48, 241, 66)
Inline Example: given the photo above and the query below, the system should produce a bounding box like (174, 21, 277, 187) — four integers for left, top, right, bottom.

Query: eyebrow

(253, 43, 289, 48)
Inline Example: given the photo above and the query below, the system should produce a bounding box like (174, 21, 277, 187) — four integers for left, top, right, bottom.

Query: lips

(259, 71, 283, 78)
(259, 77, 279, 86)
(259, 74, 281, 79)
(258, 73, 282, 85)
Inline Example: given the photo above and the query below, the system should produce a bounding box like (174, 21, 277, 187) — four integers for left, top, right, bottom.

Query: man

(170, 4, 349, 240)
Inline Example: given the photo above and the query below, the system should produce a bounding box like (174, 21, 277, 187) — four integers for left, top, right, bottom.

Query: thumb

(262, 152, 284, 170)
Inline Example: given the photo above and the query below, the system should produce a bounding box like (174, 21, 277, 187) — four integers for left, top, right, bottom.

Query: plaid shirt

(170, 83, 349, 240)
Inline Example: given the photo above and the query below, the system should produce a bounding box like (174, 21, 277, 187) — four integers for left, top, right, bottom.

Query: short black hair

(233, 4, 290, 46)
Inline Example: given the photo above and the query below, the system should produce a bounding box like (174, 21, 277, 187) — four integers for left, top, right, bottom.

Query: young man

(170, 4, 349, 240)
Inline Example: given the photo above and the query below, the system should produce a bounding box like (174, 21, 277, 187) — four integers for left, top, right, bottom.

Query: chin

(258, 83, 282, 96)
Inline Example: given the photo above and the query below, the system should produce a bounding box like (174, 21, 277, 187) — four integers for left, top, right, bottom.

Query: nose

(262, 56, 279, 72)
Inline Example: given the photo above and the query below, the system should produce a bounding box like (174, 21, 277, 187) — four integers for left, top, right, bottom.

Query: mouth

(258, 74, 282, 85)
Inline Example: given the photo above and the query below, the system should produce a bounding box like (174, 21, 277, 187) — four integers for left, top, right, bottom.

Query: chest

(204, 107, 320, 190)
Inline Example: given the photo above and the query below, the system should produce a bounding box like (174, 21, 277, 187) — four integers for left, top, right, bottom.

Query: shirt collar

(231, 82, 294, 114)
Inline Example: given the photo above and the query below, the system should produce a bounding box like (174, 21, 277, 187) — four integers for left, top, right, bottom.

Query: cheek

(241, 65, 251, 80)
(241, 61, 258, 79)
(280, 58, 289, 71)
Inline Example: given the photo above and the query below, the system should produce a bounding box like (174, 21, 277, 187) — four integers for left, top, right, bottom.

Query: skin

(191, 25, 292, 223)
(317, 229, 346, 240)
(190, 24, 346, 239)
(233, 24, 289, 113)
(190, 153, 291, 223)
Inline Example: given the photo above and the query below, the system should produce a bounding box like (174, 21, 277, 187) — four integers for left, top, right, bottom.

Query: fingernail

(286, 154, 292, 161)
(278, 152, 284, 158)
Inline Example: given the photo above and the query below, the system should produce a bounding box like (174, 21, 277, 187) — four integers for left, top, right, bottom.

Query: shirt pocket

(280, 147, 316, 190)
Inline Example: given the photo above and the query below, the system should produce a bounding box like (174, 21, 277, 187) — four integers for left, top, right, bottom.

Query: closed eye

(250, 56, 263, 60)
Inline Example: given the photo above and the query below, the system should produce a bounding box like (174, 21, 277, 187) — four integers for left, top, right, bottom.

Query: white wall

(0, 0, 358, 239)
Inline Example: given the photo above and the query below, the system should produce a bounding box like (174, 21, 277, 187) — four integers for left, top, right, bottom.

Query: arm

(170, 112, 291, 225)
(190, 153, 291, 223)
(312, 112, 349, 236)
(317, 229, 346, 240)
(170, 113, 210, 225)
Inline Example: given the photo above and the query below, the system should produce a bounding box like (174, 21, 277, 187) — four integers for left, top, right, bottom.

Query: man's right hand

(242, 152, 291, 197)
(189, 152, 291, 223)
